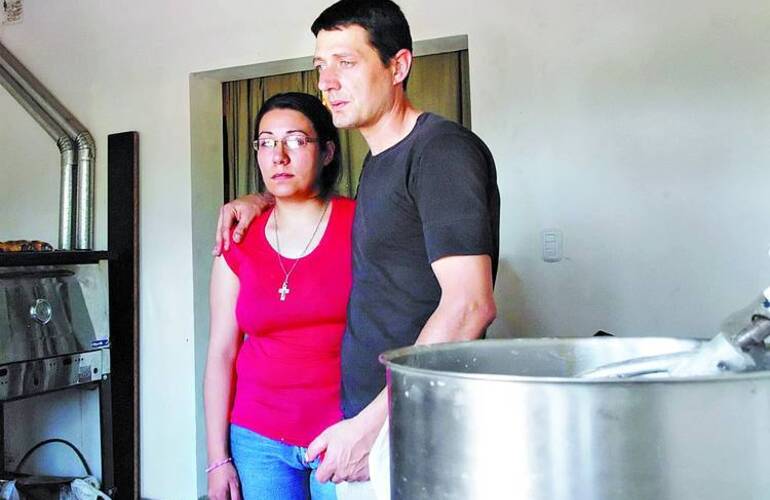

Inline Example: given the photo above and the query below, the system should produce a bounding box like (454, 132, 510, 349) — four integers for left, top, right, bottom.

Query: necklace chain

(274, 200, 329, 301)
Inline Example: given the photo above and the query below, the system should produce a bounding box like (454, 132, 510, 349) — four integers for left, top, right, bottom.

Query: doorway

(221, 46, 470, 200)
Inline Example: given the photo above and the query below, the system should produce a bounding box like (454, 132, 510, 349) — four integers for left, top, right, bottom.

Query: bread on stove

(0, 240, 54, 252)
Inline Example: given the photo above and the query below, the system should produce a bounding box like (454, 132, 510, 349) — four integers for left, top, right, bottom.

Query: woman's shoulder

(227, 206, 272, 250)
(329, 196, 355, 234)
(332, 195, 356, 213)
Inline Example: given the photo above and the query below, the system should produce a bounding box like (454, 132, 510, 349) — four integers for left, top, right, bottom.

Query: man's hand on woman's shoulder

(212, 193, 274, 256)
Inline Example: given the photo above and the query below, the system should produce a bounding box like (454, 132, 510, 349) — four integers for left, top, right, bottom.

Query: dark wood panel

(107, 131, 139, 498)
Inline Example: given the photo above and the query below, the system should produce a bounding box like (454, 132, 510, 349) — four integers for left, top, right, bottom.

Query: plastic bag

(0, 476, 110, 500)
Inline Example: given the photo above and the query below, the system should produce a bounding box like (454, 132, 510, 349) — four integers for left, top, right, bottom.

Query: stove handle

(29, 298, 53, 325)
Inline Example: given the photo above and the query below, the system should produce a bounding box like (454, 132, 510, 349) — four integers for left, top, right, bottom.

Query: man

(213, 1, 500, 497)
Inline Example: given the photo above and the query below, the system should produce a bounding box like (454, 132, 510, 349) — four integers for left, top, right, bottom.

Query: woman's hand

(208, 462, 242, 500)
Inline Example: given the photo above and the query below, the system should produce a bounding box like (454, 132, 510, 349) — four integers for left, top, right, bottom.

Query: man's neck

(360, 96, 422, 156)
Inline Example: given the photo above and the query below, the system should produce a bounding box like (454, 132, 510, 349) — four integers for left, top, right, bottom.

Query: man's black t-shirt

(341, 112, 500, 418)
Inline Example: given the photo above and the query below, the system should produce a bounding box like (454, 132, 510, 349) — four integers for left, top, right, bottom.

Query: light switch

(541, 229, 563, 263)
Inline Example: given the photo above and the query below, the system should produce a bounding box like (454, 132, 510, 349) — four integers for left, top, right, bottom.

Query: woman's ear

(322, 141, 336, 166)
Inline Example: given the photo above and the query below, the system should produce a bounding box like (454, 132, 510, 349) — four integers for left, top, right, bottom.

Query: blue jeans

(230, 424, 337, 500)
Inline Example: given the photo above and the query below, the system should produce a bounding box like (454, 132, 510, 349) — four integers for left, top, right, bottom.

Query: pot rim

(379, 337, 770, 384)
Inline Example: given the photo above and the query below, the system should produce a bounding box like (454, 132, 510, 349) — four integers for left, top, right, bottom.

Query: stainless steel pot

(380, 338, 770, 500)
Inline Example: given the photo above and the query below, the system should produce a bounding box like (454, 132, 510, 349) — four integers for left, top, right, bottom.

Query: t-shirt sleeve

(221, 229, 242, 276)
(409, 131, 495, 264)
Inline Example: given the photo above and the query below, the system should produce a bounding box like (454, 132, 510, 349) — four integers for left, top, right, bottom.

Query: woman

(204, 92, 354, 500)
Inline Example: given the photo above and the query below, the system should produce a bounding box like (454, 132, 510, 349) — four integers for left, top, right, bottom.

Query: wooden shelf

(0, 250, 111, 267)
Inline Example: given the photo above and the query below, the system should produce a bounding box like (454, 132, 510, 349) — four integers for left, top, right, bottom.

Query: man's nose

(317, 67, 340, 93)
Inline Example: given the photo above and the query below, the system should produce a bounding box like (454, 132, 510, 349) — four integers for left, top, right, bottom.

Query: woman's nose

(271, 142, 289, 164)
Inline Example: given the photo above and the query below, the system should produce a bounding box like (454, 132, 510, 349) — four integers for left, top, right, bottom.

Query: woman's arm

(204, 256, 243, 500)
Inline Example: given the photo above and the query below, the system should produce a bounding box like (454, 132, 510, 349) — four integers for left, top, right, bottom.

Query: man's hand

(306, 413, 381, 483)
(212, 193, 274, 255)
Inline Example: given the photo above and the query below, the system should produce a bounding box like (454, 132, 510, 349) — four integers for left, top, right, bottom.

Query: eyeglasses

(253, 135, 320, 151)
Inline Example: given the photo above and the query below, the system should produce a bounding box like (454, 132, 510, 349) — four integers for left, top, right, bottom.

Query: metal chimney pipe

(0, 41, 95, 249)
(0, 63, 76, 249)
(75, 131, 95, 249)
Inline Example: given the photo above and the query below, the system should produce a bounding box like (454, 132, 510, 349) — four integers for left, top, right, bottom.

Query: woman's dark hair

(255, 92, 341, 199)
(311, 0, 413, 88)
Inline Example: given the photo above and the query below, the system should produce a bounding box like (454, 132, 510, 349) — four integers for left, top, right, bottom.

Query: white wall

(470, 1, 770, 340)
(1, 0, 769, 498)
(0, 87, 59, 243)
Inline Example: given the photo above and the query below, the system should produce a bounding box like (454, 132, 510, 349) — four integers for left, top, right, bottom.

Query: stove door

(0, 266, 102, 365)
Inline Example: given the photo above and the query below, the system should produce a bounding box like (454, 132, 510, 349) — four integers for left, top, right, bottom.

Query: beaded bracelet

(206, 457, 233, 473)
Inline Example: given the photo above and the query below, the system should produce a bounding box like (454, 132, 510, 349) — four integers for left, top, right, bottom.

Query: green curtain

(222, 50, 468, 201)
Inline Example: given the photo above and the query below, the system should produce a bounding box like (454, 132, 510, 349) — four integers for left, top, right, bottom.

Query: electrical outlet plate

(1, 0, 23, 25)
(541, 229, 563, 263)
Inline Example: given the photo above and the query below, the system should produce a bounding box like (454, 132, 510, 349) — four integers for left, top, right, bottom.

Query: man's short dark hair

(311, 0, 413, 88)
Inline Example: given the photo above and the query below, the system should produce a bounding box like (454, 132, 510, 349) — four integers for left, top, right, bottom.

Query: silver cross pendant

(278, 281, 290, 301)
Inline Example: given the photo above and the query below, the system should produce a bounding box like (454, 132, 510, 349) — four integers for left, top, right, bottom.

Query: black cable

(14, 438, 92, 477)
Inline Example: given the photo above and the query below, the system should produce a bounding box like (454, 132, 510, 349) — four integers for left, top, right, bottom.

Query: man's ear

(391, 48, 413, 86)
(322, 141, 336, 166)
